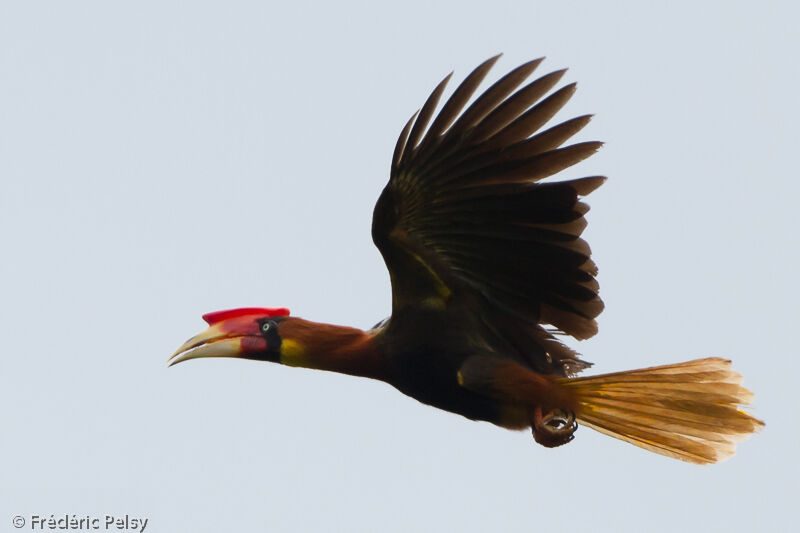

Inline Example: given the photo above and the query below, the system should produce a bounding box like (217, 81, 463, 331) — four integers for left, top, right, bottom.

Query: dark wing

(372, 56, 604, 376)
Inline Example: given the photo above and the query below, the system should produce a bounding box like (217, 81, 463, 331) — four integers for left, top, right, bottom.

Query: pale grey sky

(2, 1, 797, 532)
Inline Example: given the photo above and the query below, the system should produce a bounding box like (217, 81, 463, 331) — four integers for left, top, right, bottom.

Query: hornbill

(170, 56, 763, 464)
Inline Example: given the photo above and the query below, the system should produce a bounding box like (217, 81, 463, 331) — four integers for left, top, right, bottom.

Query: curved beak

(168, 324, 244, 366)
(169, 310, 278, 367)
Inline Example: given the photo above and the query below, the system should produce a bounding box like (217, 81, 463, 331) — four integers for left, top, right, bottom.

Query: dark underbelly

(378, 307, 530, 428)
(387, 349, 504, 424)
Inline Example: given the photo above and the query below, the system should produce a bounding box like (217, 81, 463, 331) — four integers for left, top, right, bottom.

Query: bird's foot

(532, 406, 577, 448)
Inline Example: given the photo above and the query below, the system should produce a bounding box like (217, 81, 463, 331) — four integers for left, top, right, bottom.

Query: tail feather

(560, 357, 763, 464)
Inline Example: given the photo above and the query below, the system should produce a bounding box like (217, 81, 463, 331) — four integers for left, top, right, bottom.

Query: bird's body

(170, 56, 763, 463)
(376, 306, 520, 428)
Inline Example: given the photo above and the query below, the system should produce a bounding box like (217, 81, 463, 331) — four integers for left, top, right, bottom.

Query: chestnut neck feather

(280, 318, 385, 381)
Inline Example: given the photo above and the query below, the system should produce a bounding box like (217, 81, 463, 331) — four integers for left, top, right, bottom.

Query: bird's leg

(457, 355, 579, 445)
(531, 405, 577, 448)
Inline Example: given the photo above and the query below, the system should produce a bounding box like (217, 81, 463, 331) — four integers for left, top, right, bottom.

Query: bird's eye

(261, 322, 272, 332)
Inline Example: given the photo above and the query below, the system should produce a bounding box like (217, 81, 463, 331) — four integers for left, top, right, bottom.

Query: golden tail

(559, 357, 764, 464)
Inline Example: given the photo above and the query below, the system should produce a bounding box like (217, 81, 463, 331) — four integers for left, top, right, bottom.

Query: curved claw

(532, 406, 578, 448)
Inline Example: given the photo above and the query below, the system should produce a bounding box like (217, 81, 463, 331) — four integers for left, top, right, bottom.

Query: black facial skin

(257, 317, 284, 362)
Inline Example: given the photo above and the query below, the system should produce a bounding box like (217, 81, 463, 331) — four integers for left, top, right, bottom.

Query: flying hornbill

(170, 56, 763, 463)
